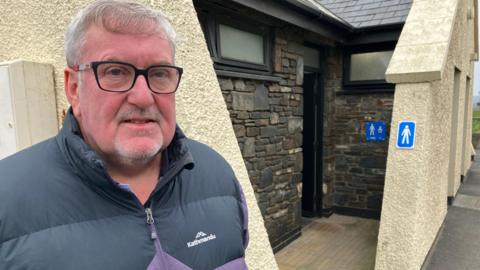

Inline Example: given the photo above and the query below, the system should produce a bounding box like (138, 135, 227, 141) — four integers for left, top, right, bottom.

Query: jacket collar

(56, 108, 194, 206)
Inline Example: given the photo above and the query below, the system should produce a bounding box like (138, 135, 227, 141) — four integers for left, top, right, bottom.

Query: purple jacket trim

(235, 180, 249, 248)
(214, 257, 248, 270)
(147, 250, 192, 270)
(146, 223, 191, 270)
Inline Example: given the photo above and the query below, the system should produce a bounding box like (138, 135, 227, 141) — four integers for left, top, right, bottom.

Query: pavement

(422, 154, 480, 270)
(275, 215, 379, 270)
(275, 155, 480, 270)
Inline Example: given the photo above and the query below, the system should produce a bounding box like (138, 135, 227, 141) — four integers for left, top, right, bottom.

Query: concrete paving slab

(423, 156, 480, 270)
(458, 183, 480, 196)
(453, 194, 480, 210)
(423, 207, 480, 270)
(275, 215, 379, 270)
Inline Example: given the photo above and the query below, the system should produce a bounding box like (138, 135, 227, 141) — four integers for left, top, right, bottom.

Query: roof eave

(283, 0, 354, 31)
(229, 0, 350, 42)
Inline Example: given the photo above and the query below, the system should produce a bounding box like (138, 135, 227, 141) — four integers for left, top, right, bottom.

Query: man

(0, 1, 248, 269)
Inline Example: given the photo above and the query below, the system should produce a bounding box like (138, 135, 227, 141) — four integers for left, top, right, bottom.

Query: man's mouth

(123, 118, 156, 124)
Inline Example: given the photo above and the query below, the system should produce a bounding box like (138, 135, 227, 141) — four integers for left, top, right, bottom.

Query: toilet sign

(396, 121, 416, 149)
(365, 122, 386, 141)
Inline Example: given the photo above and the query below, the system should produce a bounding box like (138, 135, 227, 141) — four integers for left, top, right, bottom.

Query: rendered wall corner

(376, 0, 477, 269)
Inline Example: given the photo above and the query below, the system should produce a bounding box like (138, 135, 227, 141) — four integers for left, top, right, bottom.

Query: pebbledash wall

(0, 0, 278, 269)
(375, 0, 478, 269)
(214, 21, 393, 248)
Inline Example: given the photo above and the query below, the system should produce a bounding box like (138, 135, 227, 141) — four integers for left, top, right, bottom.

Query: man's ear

(64, 67, 81, 117)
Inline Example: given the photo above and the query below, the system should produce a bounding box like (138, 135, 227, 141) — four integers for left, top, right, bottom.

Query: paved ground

(275, 214, 379, 270)
(422, 155, 480, 270)
(275, 156, 480, 270)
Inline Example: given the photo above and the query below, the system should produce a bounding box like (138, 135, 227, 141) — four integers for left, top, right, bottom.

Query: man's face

(65, 25, 176, 166)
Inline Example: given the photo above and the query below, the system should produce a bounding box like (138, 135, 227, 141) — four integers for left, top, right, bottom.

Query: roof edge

(284, 0, 354, 31)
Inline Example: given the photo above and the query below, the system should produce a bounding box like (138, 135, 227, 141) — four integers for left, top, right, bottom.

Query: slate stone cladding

(218, 26, 305, 250)
(322, 47, 344, 213)
(217, 26, 392, 249)
(322, 47, 392, 216)
(333, 93, 392, 215)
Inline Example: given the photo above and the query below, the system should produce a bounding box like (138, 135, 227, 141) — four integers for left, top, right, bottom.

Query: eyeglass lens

(96, 62, 180, 93)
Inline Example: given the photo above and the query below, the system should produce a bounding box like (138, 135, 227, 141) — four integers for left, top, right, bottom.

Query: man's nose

(126, 75, 155, 107)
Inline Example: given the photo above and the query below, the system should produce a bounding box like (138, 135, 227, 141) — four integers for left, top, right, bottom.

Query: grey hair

(65, 0, 176, 67)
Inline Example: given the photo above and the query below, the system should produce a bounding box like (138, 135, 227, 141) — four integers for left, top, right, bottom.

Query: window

(343, 43, 395, 91)
(304, 46, 320, 69)
(218, 24, 265, 65)
(197, 13, 272, 74)
(349, 51, 393, 81)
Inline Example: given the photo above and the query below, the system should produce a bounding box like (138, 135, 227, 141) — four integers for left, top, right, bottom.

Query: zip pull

(145, 208, 155, 224)
(145, 208, 157, 240)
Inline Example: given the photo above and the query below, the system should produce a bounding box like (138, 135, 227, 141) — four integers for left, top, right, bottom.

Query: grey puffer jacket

(0, 109, 248, 270)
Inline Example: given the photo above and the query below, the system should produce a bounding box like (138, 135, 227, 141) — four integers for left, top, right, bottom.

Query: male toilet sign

(396, 121, 416, 149)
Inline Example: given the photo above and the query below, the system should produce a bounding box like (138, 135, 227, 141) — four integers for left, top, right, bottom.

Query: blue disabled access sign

(366, 122, 386, 141)
(396, 121, 416, 149)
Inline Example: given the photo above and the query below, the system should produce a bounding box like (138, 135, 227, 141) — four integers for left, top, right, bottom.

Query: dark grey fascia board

(354, 22, 405, 32)
(347, 27, 403, 45)
(229, 0, 348, 43)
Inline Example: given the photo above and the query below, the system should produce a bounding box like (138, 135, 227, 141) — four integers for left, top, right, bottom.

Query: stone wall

(217, 24, 393, 250)
(324, 47, 393, 217)
(217, 26, 305, 250)
(322, 47, 342, 213)
(334, 94, 393, 217)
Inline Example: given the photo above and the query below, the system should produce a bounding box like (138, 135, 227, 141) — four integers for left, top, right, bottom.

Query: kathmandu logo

(187, 231, 217, 248)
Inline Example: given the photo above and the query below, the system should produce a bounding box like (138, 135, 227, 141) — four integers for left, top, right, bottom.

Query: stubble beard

(112, 134, 163, 167)
(111, 106, 166, 167)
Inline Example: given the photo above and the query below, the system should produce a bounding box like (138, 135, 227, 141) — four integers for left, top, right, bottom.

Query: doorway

(448, 68, 461, 202)
(302, 70, 324, 217)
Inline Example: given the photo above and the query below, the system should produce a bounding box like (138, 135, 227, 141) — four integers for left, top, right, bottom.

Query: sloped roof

(290, 0, 352, 26)
(316, 0, 412, 28)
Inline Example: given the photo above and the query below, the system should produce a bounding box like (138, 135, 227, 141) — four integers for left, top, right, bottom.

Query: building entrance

(302, 71, 323, 216)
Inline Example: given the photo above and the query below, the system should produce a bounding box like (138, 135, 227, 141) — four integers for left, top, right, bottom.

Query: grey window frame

(343, 43, 395, 92)
(199, 14, 273, 75)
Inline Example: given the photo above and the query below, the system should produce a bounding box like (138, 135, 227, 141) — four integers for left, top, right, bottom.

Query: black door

(302, 71, 323, 217)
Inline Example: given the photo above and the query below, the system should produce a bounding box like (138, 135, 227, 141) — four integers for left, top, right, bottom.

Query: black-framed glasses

(73, 61, 183, 94)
